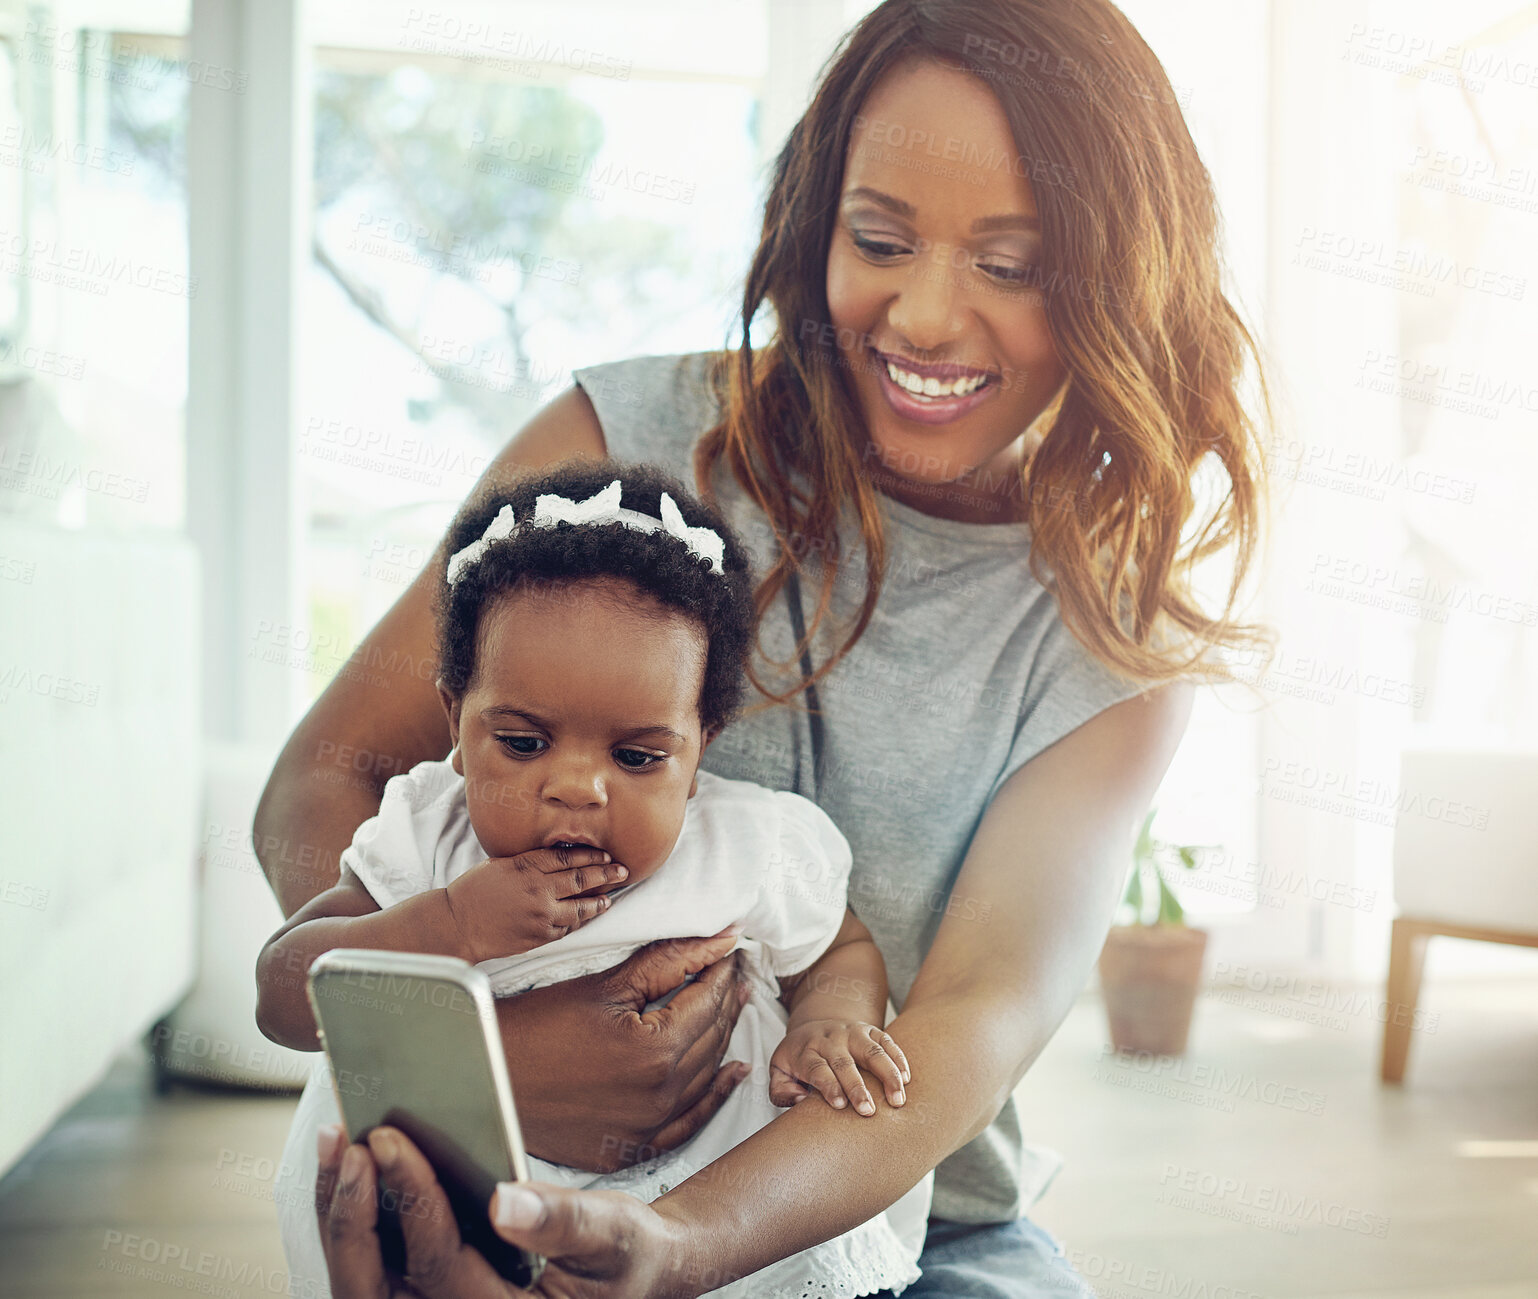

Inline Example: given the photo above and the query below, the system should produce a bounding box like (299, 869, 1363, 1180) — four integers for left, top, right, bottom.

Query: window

(297, 6, 767, 702)
(0, 8, 188, 533)
(1393, 11, 1538, 737)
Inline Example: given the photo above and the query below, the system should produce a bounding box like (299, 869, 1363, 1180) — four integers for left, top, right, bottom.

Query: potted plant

(1098, 808, 1209, 1056)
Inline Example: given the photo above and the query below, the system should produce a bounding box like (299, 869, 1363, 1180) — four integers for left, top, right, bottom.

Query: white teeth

(884, 360, 989, 400)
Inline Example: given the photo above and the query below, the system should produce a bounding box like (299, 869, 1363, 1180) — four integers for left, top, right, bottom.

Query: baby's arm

(770, 908, 911, 1117)
(255, 843, 626, 1052)
(254, 866, 465, 1052)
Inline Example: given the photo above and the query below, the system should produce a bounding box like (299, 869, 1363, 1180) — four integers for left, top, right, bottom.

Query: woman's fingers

(574, 930, 750, 1162)
(637, 951, 747, 1128)
(314, 1124, 346, 1228)
(609, 926, 744, 1009)
(490, 1182, 589, 1252)
(488, 1182, 673, 1289)
(315, 1136, 392, 1299)
(367, 1127, 523, 1298)
(662, 975, 748, 1104)
(657, 1037, 735, 1125)
(644, 1061, 750, 1153)
(621, 945, 748, 1133)
(647, 943, 746, 1041)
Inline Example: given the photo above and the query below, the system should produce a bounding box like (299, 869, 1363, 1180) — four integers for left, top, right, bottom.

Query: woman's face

(439, 578, 714, 886)
(826, 59, 1066, 522)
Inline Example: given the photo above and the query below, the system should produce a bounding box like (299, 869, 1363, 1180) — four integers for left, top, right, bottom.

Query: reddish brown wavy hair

(693, 0, 1278, 710)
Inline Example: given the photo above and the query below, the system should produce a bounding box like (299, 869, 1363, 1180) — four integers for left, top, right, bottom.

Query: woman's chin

(864, 442, 981, 491)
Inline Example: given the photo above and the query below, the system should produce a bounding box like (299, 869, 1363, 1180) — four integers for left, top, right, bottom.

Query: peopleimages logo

(0, 448, 149, 503)
(1157, 1164, 1391, 1238)
(463, 132, 695, 205)
(850, 112, 1079, 189)
(0, 228, 197, 298)
(0, 664, 100, 706)
(1257, 756, 1490, 831)
(97, 1229, 326, 1299)
(400, 8, 632, 79)
(1061, 1249, 1264, 1299)
(1094, 1045, 1328, 1116)
(1292, 227, 1527, 300)
(1345, 20, 1538, 90)
(1211, 961, 1439, 1034)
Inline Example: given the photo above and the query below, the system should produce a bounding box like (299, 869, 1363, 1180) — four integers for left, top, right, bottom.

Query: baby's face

(441, 577, 714, 888)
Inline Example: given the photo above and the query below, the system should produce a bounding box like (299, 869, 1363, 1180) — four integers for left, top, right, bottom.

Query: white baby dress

(273, 757, 932, 1297)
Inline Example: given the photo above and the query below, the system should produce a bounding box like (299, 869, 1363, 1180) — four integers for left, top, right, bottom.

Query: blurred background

(0, 0, 1534, 1296)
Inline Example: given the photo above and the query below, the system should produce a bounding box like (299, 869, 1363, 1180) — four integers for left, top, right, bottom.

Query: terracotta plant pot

(1098, 924, 1208, 1056)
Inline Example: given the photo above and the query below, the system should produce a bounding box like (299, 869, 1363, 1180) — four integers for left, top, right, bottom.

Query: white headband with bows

(446, 479, 726, 586)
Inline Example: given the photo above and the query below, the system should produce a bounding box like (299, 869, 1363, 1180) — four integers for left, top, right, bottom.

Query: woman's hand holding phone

(316, 1124, 695, 1299)
(444, 846, 630, 961)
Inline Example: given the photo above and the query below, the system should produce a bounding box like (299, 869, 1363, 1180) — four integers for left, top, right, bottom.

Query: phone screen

(308, 955, 542, 1288)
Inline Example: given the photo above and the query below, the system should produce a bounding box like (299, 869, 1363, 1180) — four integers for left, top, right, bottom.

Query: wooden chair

(1382, 748, 1538, 1083)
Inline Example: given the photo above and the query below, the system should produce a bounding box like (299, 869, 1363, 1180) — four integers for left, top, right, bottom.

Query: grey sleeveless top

(572, 352, 1150, 1224)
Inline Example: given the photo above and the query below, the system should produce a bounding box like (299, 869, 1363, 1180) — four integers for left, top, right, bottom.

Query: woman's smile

(870, 344, 1002, 426)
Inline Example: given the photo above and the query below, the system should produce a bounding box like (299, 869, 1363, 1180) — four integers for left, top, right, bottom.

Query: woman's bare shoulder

(484, 384, 608, 486)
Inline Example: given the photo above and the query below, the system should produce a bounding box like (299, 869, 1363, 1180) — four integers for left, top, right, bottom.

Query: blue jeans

(876, 1216, 1095, 1298)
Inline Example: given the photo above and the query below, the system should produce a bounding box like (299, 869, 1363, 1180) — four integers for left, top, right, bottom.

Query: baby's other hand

(768, 1020, 910, 1116)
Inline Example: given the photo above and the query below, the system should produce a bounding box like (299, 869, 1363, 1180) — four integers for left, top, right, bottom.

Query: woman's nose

(887, 241, 967, 352)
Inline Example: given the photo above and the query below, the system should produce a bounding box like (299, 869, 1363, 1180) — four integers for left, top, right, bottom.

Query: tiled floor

(2, 974, 1534, 1298)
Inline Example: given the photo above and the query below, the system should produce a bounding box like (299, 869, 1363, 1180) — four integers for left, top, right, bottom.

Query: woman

(257, 0, 1273, 1293)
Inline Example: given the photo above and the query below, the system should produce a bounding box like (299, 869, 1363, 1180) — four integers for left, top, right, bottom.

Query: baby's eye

(497, 735, 545, 757)
(615, 748, 662, 770)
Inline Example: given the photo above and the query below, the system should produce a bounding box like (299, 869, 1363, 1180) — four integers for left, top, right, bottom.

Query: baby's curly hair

(435, 458, 759, 736)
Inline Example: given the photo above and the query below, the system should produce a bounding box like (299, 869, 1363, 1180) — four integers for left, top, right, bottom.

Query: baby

(255, 460, 931, 1298)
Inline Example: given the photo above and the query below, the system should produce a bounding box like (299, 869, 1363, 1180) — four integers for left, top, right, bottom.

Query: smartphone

(306, 949, 545, 1288)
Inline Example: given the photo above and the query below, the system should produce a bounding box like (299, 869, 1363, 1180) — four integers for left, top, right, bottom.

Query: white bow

(446, 480, 726, 586)
(445, 503, 518, 585)
(656, 491, 725, 576)
(532, 479, 626, 528)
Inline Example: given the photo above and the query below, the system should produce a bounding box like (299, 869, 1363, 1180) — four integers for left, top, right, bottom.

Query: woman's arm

(645, 681, 1195, 1290)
